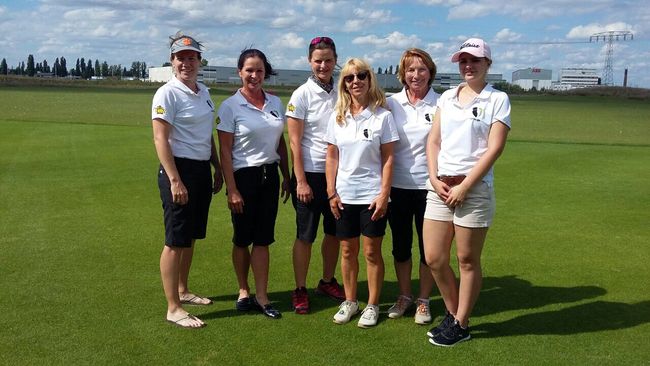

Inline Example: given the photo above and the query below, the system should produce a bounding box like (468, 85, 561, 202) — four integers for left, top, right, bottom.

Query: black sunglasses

(343, 71, 369, 83)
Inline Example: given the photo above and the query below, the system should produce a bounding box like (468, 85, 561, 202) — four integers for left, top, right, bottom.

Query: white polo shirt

(285, 78, 337, 173)
(387, 87, 439, 190)
(325, 107, 399, 204)
(437, 83, 511, 185)
(217, 90, 285, 171)
(151, 77, 215, 161)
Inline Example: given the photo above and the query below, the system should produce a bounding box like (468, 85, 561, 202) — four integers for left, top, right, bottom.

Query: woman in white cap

(152, 32, 223, 328)
(423, 38, 511, 346)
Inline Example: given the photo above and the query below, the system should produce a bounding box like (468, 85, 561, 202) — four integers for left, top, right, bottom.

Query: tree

(27, 54, 35, 76)
(75, 58, 81, 77)
(43, 59, 50, 73)
(60, 57, 68, 77)
(377, 67, 383, 74)
(388, 65, 393, 74)
(101, 61, 108, 77)
(86, 59, 94, 78)
(95, 60, 100, 77)
(0, 58, 7, 75)
(395, 65, 399, 75)
(140, 62, 147, 79)
(201, 59, 208, 67)
(80, 57, 87, 78)
(53, 58, 60, 76)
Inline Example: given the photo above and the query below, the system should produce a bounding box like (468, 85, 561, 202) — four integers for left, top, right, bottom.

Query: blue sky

(1, 0, 648, 88)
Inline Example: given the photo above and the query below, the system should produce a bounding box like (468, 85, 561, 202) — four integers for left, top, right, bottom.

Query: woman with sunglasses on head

(217, 48, 290, 319)
(385, 48, 439, 325)
(325, 58, 399, 328)
(286, 36, 345, 314)
(152, 33, 223, 329)
(424, 38, 510, 346)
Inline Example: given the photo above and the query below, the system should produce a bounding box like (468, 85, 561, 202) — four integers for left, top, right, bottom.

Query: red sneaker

(315, 278, 345, 301)
(291, 287, 309, 314)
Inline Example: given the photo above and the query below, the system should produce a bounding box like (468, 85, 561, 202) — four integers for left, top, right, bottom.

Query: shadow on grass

(475, 275, 607, 316)
(474, 300, 650, 337)
(199, 274, 632, 333)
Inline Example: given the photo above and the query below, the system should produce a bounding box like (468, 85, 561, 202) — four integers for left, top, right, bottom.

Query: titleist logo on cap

(460, 42, 481, 49)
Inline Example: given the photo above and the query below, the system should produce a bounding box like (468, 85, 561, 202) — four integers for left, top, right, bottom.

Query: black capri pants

(230, 163, 279, 247)
(388, 187, 427, 264)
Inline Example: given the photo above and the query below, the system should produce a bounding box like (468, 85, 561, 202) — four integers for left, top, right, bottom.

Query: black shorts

(158, 157, 212, 248)
(388, 187, 427, 264)
(231, 163, 279, 247)
(335, 204, 388, 239)
(291, 172, 336, 243)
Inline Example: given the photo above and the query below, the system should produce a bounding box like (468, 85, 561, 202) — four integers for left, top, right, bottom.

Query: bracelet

(327, 193, 338, 201)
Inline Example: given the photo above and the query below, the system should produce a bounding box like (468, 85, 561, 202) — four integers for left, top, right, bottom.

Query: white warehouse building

(512, 68, 552, 91)
(558, 68, 600, 89)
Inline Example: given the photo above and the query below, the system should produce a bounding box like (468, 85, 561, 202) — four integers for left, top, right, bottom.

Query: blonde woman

(325, 58, 399, 328)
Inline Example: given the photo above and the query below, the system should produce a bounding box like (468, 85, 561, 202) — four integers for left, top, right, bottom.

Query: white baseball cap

(451, 38, 491, 62)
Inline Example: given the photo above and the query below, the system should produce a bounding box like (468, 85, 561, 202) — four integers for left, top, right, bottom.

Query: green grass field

(1, 85, 649, 365)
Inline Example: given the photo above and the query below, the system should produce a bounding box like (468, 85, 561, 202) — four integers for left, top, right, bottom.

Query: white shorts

(424, 180, 495, 228)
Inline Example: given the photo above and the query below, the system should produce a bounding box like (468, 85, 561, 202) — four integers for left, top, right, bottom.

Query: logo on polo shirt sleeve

(287, 103, 295, 112)
(154, 105, 166, 115)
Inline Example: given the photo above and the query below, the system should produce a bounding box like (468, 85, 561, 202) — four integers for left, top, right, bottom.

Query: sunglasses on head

(310, 36, 334, 46)
(343, 71, 369, 83)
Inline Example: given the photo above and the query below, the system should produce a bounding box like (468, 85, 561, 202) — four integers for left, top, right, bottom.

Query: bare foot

(166, 310, 205, 328)
(179, 292, 212, 305)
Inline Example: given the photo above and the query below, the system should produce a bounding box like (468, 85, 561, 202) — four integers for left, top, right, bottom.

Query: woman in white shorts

(423, 38, 511, 346)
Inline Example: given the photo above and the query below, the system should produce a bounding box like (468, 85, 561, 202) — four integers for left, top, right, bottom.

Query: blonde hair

(335, 58, 386, 125)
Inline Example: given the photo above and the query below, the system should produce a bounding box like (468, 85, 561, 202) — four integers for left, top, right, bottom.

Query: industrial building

(512, 68, 552, 91)
(148, 66, 504, 90)
(557, 68, 600, 89)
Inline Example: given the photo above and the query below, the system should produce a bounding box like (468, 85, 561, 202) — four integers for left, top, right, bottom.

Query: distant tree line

(0, 55, 147, 79)
(377, 65, 398, 75)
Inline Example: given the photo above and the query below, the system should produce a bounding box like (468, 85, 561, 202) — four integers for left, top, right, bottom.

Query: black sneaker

(429, 320, 471, 347)
(427, 312, 455, 338)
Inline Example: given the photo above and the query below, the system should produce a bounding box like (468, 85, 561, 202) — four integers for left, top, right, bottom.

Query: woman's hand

(329, 194, 343, 220)
(281, 178, 291, 203)
(296, 180, 313, 203)
(170, 180, 189, 205)
(369, 193, 389, 221)
(445, 183, 468, 207)
(228, 189, 245, 214)
(430, 177, 451, 201)
(213, 169, 224, 194)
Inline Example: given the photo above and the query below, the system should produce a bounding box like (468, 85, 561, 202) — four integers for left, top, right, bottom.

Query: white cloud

(566, 22, 634, 39)
(270, 32, 305, 50)
(353, 32, 421, 49)
(494, 28, 522, 42)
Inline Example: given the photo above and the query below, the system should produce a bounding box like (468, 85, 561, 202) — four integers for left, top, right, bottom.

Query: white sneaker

(387, 295, 413, 319)
(414, 299, 432, 325)
(333, 300, 359, 324)
(357, 304, 380, 328)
